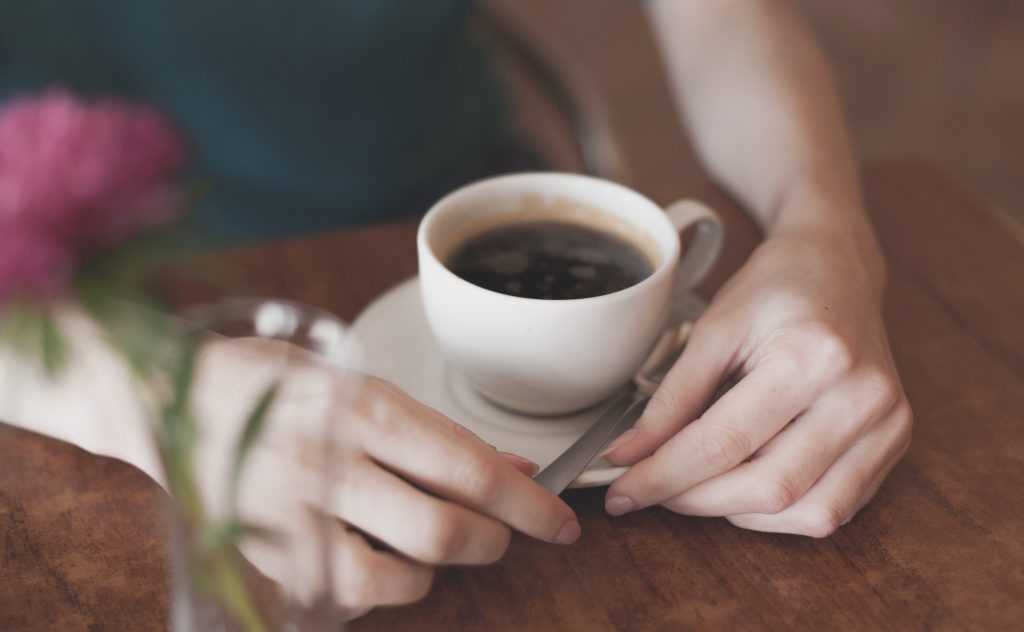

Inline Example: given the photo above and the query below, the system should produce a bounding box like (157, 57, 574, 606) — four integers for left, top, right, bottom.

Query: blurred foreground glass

(168, 298, 361, 631)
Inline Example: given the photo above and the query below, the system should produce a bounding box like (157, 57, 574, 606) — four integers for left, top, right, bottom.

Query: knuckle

(767, 343, 808, 377)
(890, 401, 915, 449)
(354, 384, 397, 432)
(481, 526, 513, 564)
(724, 514, 752, 531)
(857, 365, 901, 409)
(440, 415, 478, 441)
(800, 504, 844, 538)
(337, 560, 375, 608)
(764, 340, 799, 374)
(694, 424, 750, 470)
(776, 322, 854, 378)
(416, 511, 465, 564)
(690, 319, 735, 360)
(754, 476, 800, 514)
(816, 331, 855, 374)
(452, 455, 504, 506)
(408, 568, 435, 603)
(336, 464, 370, 509)
(645, 386, 682, 424)
(692, 319, 728, 350)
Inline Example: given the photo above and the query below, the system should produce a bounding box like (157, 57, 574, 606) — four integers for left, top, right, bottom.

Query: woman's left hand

(601, 228, 913, 537)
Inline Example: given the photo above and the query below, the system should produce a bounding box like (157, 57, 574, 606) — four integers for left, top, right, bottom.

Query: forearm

(0, 306, 322, 498)
(0, 305, 166, 486)
(645, 0, 883, 278)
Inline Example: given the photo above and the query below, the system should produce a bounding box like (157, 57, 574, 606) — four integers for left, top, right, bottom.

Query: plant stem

(208, 551, 267, 632)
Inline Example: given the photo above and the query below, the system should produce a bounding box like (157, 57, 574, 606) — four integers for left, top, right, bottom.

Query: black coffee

(446, 220, 653, 300)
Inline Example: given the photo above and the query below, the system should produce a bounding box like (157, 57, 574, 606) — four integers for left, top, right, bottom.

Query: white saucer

(351, 277, 707, 489)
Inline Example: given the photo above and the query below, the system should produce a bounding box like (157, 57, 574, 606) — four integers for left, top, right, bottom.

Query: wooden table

(1, 160, 1022, 630)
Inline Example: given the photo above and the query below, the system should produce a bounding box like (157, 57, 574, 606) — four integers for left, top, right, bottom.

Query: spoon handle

(533, 392, 648, 495)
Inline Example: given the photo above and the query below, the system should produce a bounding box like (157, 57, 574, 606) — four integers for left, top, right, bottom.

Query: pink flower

(0, 89, 186, 303)
(0, 226, 72, 302)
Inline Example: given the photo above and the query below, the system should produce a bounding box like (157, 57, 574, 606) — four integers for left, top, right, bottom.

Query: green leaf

(40, 313, 68, 377)
(170, 333, 201, 415)
(154, 329, 203, 517)
(229, 381, 280, 514)
(74, 275, 174, 378)
(197, 521, 280, 556)
(0, 305, 38, 355)
(74, 274, 118, 323)
(0, 304, 70, 377)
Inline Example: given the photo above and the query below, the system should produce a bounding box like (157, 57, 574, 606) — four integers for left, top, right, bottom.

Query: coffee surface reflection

(446, 220, 653, 300)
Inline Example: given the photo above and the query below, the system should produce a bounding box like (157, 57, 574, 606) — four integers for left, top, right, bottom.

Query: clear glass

(168, 298, 361, 631)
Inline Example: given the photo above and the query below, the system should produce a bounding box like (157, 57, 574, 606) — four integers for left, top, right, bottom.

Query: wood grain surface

(1, 160, 1022, 631)
(3, 3, 1023, 629)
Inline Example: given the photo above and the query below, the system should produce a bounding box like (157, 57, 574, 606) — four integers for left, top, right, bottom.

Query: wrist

(766, 175, 887, 290)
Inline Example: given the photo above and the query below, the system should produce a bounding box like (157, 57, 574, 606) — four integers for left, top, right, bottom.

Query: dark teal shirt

(0, 0, 510, 241)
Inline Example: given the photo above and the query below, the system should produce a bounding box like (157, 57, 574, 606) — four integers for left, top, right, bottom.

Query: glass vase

(164, 298, 361, 631)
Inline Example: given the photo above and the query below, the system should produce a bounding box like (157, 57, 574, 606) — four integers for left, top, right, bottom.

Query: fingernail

(554, 519, 581, 545)
(600, 428, 639, 457)
(499, 451, 539, 476)
(605, 495, 636, 516)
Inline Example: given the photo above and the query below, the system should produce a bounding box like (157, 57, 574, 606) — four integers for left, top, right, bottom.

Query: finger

(357, 387, 579, 544)
(662, 381, 898, 516)
(419, 409, 539, 477)
(237, 505, 328, 607)
(840, 456, 900, 527)
(313, 457, 513, 565)
(499, 452, 540, 476)
(333, 526, 434, 614)
(724, 406, 912, 537)
(237, 501, 434, 615)
(849, 436, 909, 518)
(606, 359, 819, 514)
(603, 322, 735, 466)
(351, 380, 541, 477)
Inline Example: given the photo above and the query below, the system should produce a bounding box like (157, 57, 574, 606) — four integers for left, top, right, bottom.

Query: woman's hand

(192, 340, 579, 618)
(602, 228, 912, 537)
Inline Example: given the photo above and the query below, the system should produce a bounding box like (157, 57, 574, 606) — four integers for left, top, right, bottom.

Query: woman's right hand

(192, 338, 579, 618)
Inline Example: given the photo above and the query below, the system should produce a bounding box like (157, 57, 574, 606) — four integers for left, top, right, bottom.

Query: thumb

(602, 324, 734, 465)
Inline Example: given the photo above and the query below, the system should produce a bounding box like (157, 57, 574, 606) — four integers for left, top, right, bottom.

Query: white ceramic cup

(417, 173, 723, 416)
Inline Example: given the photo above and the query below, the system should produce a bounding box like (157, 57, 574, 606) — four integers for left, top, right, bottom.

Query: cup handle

(639, 200, 722, 369)
(664, 199, 724, 294)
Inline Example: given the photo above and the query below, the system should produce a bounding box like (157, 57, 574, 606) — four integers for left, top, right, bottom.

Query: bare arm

(645, 0, 877, 254)
(0, 306, 165, 482)
(604, 0, 912, 537)
(0, 304, 577, 613)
